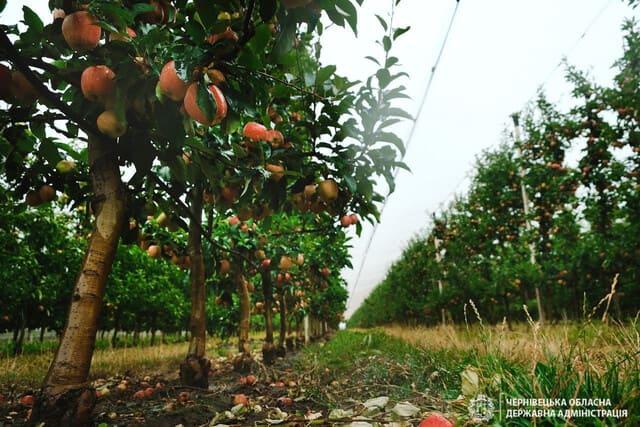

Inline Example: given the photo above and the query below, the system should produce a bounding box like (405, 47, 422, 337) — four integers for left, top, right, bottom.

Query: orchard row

(0, 0, 411, 423)
(350, 20, 640, 328)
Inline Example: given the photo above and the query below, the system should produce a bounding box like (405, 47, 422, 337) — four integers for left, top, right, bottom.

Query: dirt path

(1, 343, 327, 426)
(1, 331, 458, 426)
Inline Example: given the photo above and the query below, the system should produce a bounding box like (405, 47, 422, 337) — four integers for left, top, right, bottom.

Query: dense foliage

(350, 21, 640, 328)
(0, 1, 413, 369)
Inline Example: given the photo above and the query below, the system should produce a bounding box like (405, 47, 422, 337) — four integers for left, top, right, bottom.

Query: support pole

(512, 113, 545, 325)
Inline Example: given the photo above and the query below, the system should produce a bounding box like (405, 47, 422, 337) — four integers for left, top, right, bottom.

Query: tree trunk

(261, 271, 276, 364)
(12, 323, 19, 347)
(277, 289, 287, 357)
(111, 329, 118, 349)
(180, 187, 210, 389)
(233, 271, 253, 372)
(132, 328, 140, 346)
(40, 327, 46, 343)
(14, 311, 26, 356)
(286, 301, 295, 351)
(32, 135, 126, 426)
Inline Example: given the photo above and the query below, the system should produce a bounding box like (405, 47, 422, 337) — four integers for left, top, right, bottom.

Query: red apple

(62, 11, 101, 51)
(81, 65, 116, 103)
(97, 110, 127, 138)
(207, 27, 239, 45)
(243, 122, 267, 142)
(265, 129, 284, 147)
(265, 163, 285, 181)
(220, 259, 231, 275)
(418, 413, 454, 427)
(159, 60, 188, 102)
(19, 395, 35, 406)
(38, 185, 56, 203)
(147, 245, 161, 258)
(221, 186, 238, 203)
(277, 396, 293, 407)
(318, 179, 338, 202)
(183, 83, 228, 126)
(233, 393, 248, 406)
(10, 71, 38, 105)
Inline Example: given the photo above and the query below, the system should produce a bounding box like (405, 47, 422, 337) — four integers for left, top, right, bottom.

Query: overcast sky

(319, 0, 636, 316)
(1, 1, 636, 316)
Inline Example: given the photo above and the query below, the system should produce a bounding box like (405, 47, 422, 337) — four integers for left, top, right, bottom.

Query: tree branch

(23, 57, 81, 87)
(0, 28, 107, 143)
(150, 174, 257, 267)
(271, 226, 333, 237)
(238, 0, 257, 46)
(230, 64, 327, 101)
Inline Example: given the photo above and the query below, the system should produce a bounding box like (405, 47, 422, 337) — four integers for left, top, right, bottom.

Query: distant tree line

(349, 21, 640, 328)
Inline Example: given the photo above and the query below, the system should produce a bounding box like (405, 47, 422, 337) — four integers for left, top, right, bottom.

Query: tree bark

(261, 271, 276, 364)
(233, 271, 253, 372)
(33, 135, 126, 426)
(285, 295, 295, 351)
(277, 289, 287, 357)
(14, 311, 26, 356)
(180, 187, 210, 389)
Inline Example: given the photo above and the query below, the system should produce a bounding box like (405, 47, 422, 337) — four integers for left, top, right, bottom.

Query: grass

(2, 322, 638, 425)
(380, 320, 640, 371)
(301, 321, 640, 426)
(0, 331, 269, 389)
(0, 341, 193, 388)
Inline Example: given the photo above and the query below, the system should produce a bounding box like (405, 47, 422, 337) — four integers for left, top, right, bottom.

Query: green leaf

(55, 142, 83, 161)
(376, 131, 406, 156)
(376, 68, 391, 88)
(184, 20, 206, 44)
(387, 107, 413, 120)
(154, 101, 186, 144)
(39, 139, 63, 166)
(375, 14, 387, 31)
(194, 0, 218, 29)
(273, 15, 296, 63)
(394, 161, 410, 171)
(22, 6, 43, 34)
(0, 0, 6, 14)
(316, 65, 336, 85)
(382, 35, 391, 52)
(364, 56, 380, 65)
(196, 84, 216, 123)
(344, 175, 357, 193)
(335, 0, 358, 35)
(393, 26, 411, 40)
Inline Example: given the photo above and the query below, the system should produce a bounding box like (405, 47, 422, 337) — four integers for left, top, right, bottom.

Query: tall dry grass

(381, 319, 640, 371)
(0, 330, 273, 388)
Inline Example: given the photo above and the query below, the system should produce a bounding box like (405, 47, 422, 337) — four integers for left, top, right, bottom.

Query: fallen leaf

(461, 367, 480, 398)
(363, 396, 389, 409)
(305, 411, 323, 420)
(392, 402, 420, 418)
(328, 408, 354, 420)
